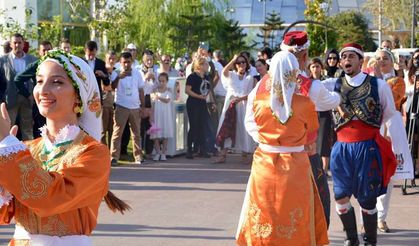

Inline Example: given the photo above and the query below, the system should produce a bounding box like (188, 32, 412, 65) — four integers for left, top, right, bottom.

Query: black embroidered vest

(333, 75, 382, 130)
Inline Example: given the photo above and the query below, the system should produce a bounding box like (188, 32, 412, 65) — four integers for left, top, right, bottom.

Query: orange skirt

(236, 148, 329, 246)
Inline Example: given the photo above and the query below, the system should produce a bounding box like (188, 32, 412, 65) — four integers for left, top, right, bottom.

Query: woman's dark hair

(324, 49, 340, 77)
(407, 49, 419, 83)
(234, 54, 250, 72)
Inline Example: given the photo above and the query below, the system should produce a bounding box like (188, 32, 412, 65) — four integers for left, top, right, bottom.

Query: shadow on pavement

(109, 164, 250, 184)
(110, 183, 245, 192)
(93, 224, 234, 240)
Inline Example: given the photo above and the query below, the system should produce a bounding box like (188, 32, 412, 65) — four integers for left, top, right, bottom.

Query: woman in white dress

(214, 54, 255, 163)
(150, 72, 174, 161)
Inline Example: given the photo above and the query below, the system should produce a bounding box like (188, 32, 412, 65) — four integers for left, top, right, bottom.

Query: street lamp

(225, 7, 235, 20)
(258, 0, 272, 22)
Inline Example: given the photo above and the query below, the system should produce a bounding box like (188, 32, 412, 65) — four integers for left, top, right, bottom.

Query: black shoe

(185, 152, 194, 159)
(111, 159, 119, 167)
(339, 207, 360, 246)
(362, 212, 377, 246)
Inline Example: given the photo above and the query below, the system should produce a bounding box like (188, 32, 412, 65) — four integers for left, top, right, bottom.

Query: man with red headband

(280, 31, 341, 228)
(330, 43, 400, 246)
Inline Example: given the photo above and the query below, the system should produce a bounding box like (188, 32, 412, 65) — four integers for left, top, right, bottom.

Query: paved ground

(0, 155, 418, 245)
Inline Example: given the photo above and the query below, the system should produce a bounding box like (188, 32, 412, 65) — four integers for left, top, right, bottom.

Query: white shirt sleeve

(136, 70, 145, 89)
(244, 82, 261, 143)
(321, 78, 338, 92)
(0, 135, 27, 156)
(378, 78, 397, 124)
(110, 71, 118, 82)
(309, 79, 341, 111)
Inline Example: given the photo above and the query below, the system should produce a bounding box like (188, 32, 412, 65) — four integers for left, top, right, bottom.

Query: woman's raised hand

(0, 103, 18, 141)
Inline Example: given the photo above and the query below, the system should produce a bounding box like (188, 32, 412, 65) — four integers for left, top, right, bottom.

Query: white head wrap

(375, 47, 395, 63)
(37, 49, 103, 141)
(269, 51, 301, 124)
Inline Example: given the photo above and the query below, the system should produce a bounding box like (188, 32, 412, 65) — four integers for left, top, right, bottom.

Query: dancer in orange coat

(0, 50, 129, 245)
(236, 50, 329, 246)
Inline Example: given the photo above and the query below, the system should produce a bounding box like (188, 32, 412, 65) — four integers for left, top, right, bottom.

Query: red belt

(337, 120, 397, 187)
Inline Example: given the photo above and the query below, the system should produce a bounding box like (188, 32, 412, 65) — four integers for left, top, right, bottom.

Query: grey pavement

(0, 155, 418, 245)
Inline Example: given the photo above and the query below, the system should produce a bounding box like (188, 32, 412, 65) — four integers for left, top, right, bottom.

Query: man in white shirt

(110, 52, 145, 165)
(0, 33, 37, 140)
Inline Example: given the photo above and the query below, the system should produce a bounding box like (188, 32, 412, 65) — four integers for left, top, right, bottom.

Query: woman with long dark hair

(214, 54, 255, 163)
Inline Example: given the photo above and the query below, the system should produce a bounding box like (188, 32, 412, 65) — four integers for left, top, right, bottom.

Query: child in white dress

(150, 73, 174, 161)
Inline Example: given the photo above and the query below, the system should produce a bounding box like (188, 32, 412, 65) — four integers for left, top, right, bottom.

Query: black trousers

(186, 100, 209, 154)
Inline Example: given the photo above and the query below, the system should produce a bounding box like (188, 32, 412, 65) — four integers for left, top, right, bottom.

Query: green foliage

(39, 16, 63, 47)
(304, 0, 337, 57)
(363, 0, 418, 47)
(330, 11, 377, 52)
(0, 7, 38, 41)
(257, 11, 285, 50)
(71, 45, 86, 57)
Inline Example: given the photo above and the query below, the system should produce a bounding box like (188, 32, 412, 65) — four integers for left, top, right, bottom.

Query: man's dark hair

(61, 38, 70, 44)
(121, 52, 132, 60)
(11, 33, 24, 40)
(142, 49, 154, 56)
(40, 40, 52, 47)
(85, 40, 98, 51)
(260, 47, 273, 59)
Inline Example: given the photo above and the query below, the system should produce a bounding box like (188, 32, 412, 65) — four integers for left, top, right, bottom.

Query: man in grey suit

(0, 33, 37, 140)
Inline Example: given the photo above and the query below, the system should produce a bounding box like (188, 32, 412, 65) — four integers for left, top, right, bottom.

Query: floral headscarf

(37, 49, 102, 141)
(269, 50, 301, 124)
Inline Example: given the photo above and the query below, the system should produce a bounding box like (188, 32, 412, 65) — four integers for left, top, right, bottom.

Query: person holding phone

(110, 52, 145, 166)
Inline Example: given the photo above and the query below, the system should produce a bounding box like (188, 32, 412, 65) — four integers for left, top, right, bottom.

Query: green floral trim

(37, 49, 84, 112)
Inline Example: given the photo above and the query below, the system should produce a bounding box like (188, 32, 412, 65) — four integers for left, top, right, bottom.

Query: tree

(329, 11, 377, 52)
(257, 11, 284, 50)
(39, 15, 63, 46)
(304, 0, 337, 57)
(0, 7, 38, 42)
(363, 0, 418, 47)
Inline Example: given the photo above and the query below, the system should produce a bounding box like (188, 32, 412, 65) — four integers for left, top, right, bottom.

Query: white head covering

(37, 49, 103, 141)
(375, 47, 395, 63)
(269, 50, 301, 124)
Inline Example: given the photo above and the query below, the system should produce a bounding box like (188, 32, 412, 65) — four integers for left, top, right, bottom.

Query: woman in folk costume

(366, 47, 412, 233)
(0, 49, 129, 245)
(236, 50, 328, 246)
(214, 54, 255, 163)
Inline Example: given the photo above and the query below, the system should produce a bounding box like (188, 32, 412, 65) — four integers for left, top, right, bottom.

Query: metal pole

(413, 0, 416, 47)
(378, 0, 382, 46)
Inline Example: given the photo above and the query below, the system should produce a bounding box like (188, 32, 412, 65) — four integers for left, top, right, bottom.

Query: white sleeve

(385, 112, 414, 180)
(309, 80, 341, 111)
(244, 82, 260, 143)
(379, 78, 397, 124)
(321, 77, 338, 92)
(0, 135, 27, 156)
(406, 84, 414, 97)
(221, 71, 233, 89)
(137, 71, 145, 89)
(110, 71, 118, 82)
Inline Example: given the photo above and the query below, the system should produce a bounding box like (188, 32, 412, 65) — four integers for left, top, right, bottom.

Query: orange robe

(236, 79, 329, 246)
(386, 76, 405, 112)
(0, 132, 110, 245)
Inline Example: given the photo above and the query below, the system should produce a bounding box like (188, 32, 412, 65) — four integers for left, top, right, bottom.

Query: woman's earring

(73, 104, 82, 114)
